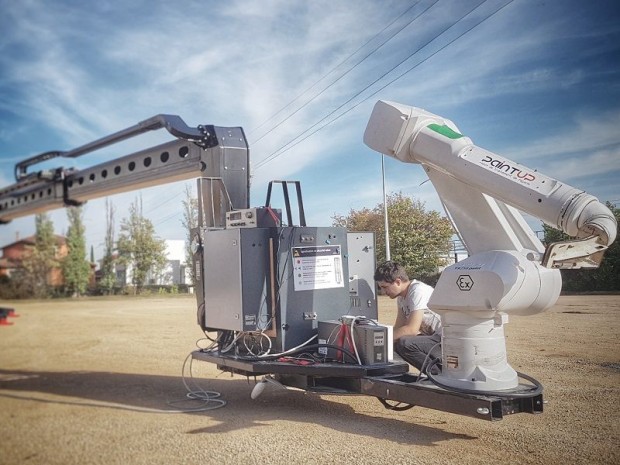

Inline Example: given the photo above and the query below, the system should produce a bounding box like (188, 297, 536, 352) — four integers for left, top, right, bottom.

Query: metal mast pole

(382, 154, 391, 261)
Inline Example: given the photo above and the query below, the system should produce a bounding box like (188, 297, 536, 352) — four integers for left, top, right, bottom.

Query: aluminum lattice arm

(0, 117, 249, 224)
(14, 114, 219, 181)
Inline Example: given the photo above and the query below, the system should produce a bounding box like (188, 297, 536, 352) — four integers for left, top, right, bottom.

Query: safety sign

(292, 245, 344, 291)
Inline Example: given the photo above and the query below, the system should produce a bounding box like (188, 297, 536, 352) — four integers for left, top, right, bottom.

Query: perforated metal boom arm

(14, 114, 218, 181)
(0, 116, 250, 224)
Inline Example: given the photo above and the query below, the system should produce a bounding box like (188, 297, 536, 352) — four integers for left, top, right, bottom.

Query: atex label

(457, 275, 474, 291)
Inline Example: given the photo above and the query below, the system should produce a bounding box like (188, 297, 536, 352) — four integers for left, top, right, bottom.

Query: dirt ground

(0, 294, 618, 465)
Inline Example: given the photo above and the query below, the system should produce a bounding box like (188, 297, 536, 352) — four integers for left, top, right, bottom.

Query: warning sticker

(292, 245, 344, 291)
(318, 339, 328, 355)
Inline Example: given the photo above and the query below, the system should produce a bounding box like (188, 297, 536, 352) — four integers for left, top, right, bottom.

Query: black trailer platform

(192, 350, 544, 421)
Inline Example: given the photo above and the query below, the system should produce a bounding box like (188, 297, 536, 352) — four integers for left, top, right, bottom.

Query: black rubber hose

(424, 358, 543, 398)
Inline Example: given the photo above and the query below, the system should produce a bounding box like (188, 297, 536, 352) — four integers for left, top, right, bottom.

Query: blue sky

(1, 0, 619, 260)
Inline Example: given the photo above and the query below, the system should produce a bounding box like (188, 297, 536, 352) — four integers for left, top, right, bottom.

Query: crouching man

(374, 260, 442, 375)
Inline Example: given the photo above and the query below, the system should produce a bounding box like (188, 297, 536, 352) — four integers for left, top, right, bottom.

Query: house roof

(1, 234, 66, 250)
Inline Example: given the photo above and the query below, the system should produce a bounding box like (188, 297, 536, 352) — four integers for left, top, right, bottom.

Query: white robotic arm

(364, 100, 616, 257)
(364, 100, 617, 392)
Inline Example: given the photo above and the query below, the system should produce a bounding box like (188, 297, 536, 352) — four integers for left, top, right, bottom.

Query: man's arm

(393, 309, 424, 340)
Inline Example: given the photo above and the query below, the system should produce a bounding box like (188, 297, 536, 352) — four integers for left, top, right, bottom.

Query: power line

(253, 0, 489, 168)
(153, 210, 182, 228)
(254, 0, 515, 170)
(144, 189, 184, 215)
(249, 0, 436, 145)
(248, 0, 424, 137)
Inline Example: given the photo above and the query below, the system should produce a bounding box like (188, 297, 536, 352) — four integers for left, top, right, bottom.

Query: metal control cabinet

(201, 226, 379, 352)
(274, 227, 377, 351)
(203, 228, 272, 331)
(347, 232, 377, 315)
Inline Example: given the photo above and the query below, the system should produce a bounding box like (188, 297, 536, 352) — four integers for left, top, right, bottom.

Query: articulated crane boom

(0, 115, 250, 226)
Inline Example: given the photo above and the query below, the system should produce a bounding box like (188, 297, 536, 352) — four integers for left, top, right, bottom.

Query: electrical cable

(256, 334, 317, 358)
(215, 330, 236, 352)
(166, 352, 227, 411)
(145, 189, 185, 215)
(253, 0, 482, 169)
(346, 317, 367, 365)
(256, 288, 273, 332)
(236, 343, 359, 364)
(201, 327, 219, 343)
(255, 0, 491, 167)
(243, 331, 273, 356)
(250, 0, 438, 145)
(248, 1, 425, 137)
(196, 336, 218, 351)
(423, 357, 544, 398)
(152, 210, 182, 228)
(334, 324, 350, 363)
(324, 323, 344, 362)
(254, 0, 515, 170)
(274, 227, 295, 314)
(416, 341, 441, 382)
(220, 331, 244, 353)
(16, 351, 229, 414)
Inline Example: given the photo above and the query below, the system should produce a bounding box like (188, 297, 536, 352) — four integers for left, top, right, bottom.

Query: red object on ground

(0, 307, 19, 317)
(0, 316, 13, 326)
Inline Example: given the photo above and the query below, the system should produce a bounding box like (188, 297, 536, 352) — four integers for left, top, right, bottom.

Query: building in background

(151, 239, 190, 286)
(114, 239, 190, 286)
(0, 235, 68, 285)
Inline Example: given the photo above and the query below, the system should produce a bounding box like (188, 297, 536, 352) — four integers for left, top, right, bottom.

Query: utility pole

(382, 155, 391, 261)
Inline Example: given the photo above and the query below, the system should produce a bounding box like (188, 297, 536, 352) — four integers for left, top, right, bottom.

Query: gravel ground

(0, 294, 618, 465)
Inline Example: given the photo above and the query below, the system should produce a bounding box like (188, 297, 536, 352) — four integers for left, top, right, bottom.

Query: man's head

(374, 260, 410, 299)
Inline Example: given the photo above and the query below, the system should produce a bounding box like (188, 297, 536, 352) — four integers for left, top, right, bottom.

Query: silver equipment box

(202, 228, 272, 332)
(226, 207, 282, 228)
(200, 226, 379, 352)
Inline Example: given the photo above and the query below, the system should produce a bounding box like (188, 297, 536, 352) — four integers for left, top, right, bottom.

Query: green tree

(21, 213, 58, 298)
(181, 184, 198, 286)
(541, 223, 569, 244)
(99, 198, 118, 294)
(116, 196, 167, 293)
(542, 201, 619, 292)
(62, 207, 91, 296)
(332, 192, 454, 279)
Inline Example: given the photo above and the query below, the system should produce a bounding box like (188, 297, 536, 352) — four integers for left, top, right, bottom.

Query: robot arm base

(429, 250, 562, 317)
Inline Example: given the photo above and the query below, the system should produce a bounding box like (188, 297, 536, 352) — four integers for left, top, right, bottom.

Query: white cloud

(503, 110, 620, 162)
(531, 146, 620, 184)
(1, 0, 618, 259)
